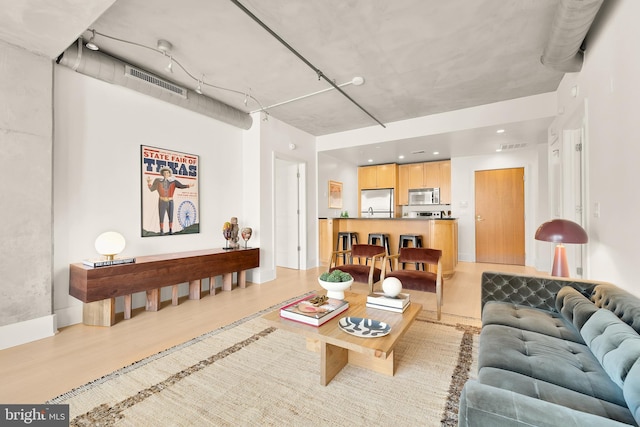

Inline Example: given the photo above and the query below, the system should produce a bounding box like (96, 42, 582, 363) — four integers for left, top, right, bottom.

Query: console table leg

(146, 289, 160, 311)
(209, 277, 216, 295)
(83, 298, 116, 326)
(222, 273, 233, 291)
(124, 295, 132, 320)
(189, 280, 201, 299)
(171, 285, 179, 306)
(238, 270, 247, 288)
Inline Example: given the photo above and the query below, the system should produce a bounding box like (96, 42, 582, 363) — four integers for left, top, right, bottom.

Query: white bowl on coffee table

(318, 278, 353, 300)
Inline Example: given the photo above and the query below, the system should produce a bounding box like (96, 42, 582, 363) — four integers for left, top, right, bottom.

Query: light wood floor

(0, 262, 538, 404)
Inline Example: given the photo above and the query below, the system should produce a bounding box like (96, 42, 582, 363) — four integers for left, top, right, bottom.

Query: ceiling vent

(124, 65, 187, 99)
(499, 143, 528, 151)
(56, 39, 252, 130)
(411, 150, 425, 155)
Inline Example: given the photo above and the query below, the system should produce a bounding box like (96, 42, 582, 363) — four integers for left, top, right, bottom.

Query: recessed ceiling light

(398, 155, 405, 159)
(496, 129, 505, 134)
(496, 148, 502, 152)
(368, 159, 373, 163)
(433, 151, 439, 155)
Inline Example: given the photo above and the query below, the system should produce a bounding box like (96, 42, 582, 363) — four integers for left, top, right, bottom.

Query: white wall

(551, 0, 640, 294)
(53, 66, 245, 326)
(317, 152, 359, 219)
(452, 148, 543, 266)
(244, 112, 318, 282)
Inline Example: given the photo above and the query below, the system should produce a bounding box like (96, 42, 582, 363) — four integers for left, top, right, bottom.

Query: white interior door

(275, 158, 300, 269)
(560, 101, 588, 278)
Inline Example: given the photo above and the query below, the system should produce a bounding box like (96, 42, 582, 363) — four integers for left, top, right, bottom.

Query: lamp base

(551, 244, 570, 277)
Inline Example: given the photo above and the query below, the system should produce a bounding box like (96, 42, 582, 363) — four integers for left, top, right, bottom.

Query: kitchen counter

(318, 217, 458, 278)
(320, 217, 457, 220)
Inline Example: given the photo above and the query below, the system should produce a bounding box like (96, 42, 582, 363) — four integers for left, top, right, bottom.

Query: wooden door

(475, 167, 525, 265)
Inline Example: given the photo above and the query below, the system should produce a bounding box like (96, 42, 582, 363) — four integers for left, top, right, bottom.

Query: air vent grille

(124, 65, 187, 98)
(499, 143, 528, 151)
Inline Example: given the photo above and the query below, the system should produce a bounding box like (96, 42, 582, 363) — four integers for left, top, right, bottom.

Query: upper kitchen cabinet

(397, 160, 451, 205)
(358, 164, 397, 190)
(438, 161, 451, 204)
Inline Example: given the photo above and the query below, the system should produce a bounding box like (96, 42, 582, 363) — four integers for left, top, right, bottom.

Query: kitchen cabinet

(397, 160, 451, 205)
(398, 165, 410, 205)
(358, 164, 397, 189)
(438, 161, 451, 204)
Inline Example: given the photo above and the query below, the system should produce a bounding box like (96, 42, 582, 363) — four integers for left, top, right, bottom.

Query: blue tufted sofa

(459, 271, 640, 426)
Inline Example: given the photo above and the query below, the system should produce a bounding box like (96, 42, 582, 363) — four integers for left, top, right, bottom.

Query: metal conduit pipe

(57, 40, 253, 130)
(540, 0, 604, 73)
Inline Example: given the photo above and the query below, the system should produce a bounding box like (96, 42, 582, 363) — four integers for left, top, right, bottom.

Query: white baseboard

(55, 304, 83, 328)
(0, 314, 57, 350)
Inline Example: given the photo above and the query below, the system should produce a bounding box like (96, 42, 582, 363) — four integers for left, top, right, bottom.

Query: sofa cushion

(624, 360, 640, 426)
(482, 301, 584, 343)
(556, 286, 599, 331)
(581, 309, 640, 389)
(478, 324, 626, 406)
(478, 367, 637, 425)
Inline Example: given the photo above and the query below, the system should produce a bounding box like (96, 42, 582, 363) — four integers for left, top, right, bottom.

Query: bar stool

(336, 232, 359, 264)
(399, 234, 423, 270)
(368, 233, 392, 270)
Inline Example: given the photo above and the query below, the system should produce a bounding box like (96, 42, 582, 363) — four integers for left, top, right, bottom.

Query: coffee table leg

(349, 349, 396, 376)
(320, 342, 348, 386)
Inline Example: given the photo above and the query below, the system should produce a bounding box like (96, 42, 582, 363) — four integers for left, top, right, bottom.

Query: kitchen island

(319, 217, 458, 278)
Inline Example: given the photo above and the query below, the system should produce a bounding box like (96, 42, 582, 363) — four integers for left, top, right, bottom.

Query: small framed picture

(328, 180, 343, 209)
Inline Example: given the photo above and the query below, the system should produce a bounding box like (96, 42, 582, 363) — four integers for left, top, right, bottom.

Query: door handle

(476, 215, 484, 222)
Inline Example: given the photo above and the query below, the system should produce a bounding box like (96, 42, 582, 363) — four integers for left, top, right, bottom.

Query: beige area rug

(49, 296, 481, 426)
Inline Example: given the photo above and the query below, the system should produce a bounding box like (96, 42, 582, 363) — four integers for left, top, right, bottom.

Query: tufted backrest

(556, 286, 599, 331)
(592, 284, 640, 334)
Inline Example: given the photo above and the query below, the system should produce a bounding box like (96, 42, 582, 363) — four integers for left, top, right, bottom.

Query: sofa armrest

(481, 271, 598, 312)
(459, 380, 632, 427)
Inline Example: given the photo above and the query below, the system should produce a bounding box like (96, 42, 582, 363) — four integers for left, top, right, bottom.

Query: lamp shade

(535, 219, 588, 244)
(95, 231, 126, 259)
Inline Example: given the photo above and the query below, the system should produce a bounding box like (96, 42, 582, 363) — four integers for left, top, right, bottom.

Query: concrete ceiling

(0, 0, 569, 164)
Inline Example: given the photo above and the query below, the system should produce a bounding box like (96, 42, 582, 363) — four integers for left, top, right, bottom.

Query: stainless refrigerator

(360, 189, 394, 218)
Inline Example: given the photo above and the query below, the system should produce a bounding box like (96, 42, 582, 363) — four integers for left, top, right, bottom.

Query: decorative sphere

(382, 277, 403, 297)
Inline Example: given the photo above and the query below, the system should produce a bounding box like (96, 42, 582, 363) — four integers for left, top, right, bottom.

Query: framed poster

(328, 180, 343, 209)
(141, 145, 199, 236)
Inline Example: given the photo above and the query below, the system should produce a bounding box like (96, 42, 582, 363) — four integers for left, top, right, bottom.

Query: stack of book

(82, 257, 136, 268)
(280, 294, 349, 326)
(366, 292, 411, 313)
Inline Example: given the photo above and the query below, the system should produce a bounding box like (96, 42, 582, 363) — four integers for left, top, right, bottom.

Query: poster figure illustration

(141, 145, 199, 237)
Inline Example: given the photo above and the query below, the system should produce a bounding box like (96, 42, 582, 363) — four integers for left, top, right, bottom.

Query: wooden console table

(69, 247, 260, 326)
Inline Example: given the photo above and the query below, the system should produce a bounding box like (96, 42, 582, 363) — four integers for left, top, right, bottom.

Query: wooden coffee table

(263, 291, 422, 386)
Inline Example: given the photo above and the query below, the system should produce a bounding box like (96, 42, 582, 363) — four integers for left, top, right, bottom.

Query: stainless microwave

(409, 188, 440, 205)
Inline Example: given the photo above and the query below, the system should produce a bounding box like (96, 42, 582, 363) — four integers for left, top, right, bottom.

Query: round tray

(338, 317, 391, 338)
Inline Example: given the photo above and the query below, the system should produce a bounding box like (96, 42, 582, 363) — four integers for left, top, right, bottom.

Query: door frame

(272, 152, 307, 270)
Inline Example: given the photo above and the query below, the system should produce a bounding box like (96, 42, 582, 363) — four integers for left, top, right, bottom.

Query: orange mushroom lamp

(535, 219, 588, 277)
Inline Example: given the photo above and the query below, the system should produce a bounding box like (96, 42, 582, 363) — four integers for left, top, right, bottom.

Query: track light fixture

(81, 29, 266, 112)
(85, 29, 99, 51)
(165, 56, 174, 74)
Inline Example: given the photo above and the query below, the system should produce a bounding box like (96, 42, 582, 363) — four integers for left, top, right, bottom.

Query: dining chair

(328, 244, 386, 293)
(381, 247, 443, 319)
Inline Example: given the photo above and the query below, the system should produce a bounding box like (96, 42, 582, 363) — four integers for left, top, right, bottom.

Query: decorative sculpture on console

(229, 217, 240, 249)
